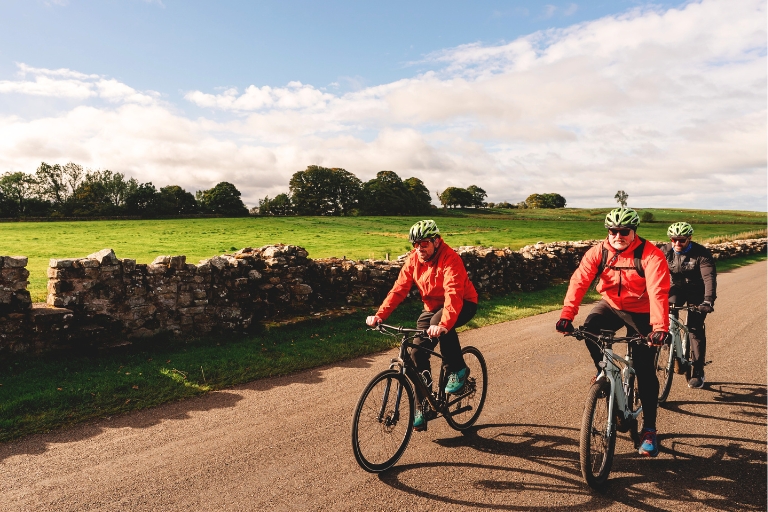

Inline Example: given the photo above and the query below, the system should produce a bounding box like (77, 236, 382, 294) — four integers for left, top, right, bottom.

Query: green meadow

(1, 208, 765, 302)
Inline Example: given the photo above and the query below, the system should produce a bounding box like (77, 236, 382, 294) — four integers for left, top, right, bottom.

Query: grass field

(1, 208, 765, 302)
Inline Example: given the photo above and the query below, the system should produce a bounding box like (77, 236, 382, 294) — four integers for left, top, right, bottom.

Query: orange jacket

(376, 241, 478, 330)
(561, 236, 670, 332)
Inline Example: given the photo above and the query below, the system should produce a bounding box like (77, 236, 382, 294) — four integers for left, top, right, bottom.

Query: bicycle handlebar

(565, 327, 645, 345)
(371, 323, 428, 337)
(669, 304, 700, 313)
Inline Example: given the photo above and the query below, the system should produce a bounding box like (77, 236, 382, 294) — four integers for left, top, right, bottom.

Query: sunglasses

(608, 228, 632, 236)
(670, 237, 689, 243)
(412, 239, 433, 248)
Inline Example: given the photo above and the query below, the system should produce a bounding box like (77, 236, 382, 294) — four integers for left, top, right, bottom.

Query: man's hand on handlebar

(647, 331, 670, 347)
(698, 301, 714, 313)
(426, 325, 447, 338)
(366, 315, 383, 327)
(556, 318, 575, 334)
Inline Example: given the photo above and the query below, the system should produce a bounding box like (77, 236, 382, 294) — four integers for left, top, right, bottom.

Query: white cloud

(0, 0, 765, 210)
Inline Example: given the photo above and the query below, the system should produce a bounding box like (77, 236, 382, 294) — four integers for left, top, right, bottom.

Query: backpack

(591, 237, 647, 289)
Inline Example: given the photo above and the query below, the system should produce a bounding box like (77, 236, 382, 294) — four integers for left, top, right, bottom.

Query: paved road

(2, 262, 765, 511)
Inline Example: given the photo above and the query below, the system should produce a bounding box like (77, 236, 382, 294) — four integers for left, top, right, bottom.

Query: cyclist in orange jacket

(366, 220, 478, 431)
(556, 207, 671, 457)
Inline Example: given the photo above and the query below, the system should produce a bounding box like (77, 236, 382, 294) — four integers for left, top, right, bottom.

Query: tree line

(0, 162, 248, 218)
(0, 161, 567, 219)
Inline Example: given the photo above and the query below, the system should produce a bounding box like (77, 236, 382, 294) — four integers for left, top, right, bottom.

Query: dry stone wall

(1, 238, 765, 353)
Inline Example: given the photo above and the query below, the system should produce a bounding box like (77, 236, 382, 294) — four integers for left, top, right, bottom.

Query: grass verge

(0, 253, 763, 443)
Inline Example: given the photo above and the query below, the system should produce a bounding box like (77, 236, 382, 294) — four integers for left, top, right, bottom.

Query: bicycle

(567, 327, 645, 489)
(351, 323, 488, 473)
(655, 305, 710, 401)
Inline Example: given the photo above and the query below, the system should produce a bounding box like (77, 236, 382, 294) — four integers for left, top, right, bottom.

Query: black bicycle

(351, 323, 488, 472)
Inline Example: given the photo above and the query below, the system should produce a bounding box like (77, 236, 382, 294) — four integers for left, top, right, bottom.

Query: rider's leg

(582, 300, 625, 373)
(429, 300, 477, 376)
(685, 292, 708, 379)
(410, 310, 440, 402)
(619, 310, 658, 430)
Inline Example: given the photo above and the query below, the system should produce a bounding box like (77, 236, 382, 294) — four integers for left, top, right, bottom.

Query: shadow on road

(377, 422, 766, 511)
(660, 382, 767, 426)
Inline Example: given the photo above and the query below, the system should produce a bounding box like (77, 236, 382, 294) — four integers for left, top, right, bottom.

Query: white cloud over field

(0, 0, 765, 210)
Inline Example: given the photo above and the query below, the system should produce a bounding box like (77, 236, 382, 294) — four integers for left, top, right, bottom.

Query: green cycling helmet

(604, 207, 640, 229)
(667, 222, 694, 237)
(409, 219, 440, 243)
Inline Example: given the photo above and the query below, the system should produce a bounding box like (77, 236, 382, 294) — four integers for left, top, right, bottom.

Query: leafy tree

(439, 187, 474, 208)
(258, 193, 294, 216)
(360, 171, 412, 215)
(525, 193, 566, 209)
(403, 177, 433, 214)
(466, 185, 488, 208)
(615, 190, 628, 207)
(125, 182, 160, 216)
(0, 172, 39, 216)
(158, 185, 198, 215)
(196, 181, 249, 216)
(289, 165, 361, 216)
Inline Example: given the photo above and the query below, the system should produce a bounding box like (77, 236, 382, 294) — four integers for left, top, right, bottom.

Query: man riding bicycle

(366, 220, 478, 431)
(662, 222, 717, 389)
(555, 207, 671, 457)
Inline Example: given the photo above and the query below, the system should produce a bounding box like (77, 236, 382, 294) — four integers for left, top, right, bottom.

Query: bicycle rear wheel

(351, 370, 414, 473)
(443, 346, 488, 431)
(580, 378, 616, 489)
(655, 342, 675, 403)
(627, 373, 642, 448)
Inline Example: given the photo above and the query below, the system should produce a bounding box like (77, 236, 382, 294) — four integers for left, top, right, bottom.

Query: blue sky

(0, 0, 765, 210)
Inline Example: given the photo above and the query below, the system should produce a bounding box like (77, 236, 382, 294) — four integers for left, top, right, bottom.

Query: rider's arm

(642, 244, 671, 332)
(561, 244, 603, 321)
(437, 250, 467, 331)
(699, 246, 717, 304)
(375, 253, 416, 322)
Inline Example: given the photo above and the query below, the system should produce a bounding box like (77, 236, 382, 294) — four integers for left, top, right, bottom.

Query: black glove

(556, 318, 574, 333)
(698, 301, 714, 313)
(648, 331, 670, 347)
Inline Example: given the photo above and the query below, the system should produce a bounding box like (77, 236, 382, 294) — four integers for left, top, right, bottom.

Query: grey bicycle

(568, 327, 645, 488)
(655, 304, 708, 401)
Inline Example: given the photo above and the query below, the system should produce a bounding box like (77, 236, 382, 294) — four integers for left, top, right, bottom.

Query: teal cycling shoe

(444, 367, 469, 394)
(413, 409, 426, 431)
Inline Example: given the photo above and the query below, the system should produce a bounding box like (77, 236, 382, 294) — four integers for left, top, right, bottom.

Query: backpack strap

(592, 237, 647, 289)
(633, 237, 647, 278)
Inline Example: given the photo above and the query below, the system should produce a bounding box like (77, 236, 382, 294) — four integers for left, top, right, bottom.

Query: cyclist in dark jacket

(662, 222, 717, 389)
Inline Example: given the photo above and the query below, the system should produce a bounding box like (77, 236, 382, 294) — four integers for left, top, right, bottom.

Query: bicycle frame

(573, 329, 643, 432)
(378, 324, 473, 416)
(668, 307, 692, 367)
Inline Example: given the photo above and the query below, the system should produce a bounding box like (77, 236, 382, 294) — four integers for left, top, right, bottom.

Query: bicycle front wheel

(579, 378, 616, 489)
(351, 370, 414, 473)
(656, 342, 675, 403)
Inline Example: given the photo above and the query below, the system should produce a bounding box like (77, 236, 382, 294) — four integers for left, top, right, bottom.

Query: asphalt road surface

(2, 262, 765, 511)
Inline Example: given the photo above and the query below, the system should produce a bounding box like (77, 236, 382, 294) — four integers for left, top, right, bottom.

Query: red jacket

(561, 236, 670, 332)
(376, 241, 478, 330)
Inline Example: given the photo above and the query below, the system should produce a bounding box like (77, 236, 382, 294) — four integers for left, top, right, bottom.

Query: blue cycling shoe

(444, 367, 469, 394)
(638, 428, 659, 457)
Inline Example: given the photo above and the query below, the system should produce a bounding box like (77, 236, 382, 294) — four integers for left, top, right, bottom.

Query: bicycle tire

(656, 342, 675, 403)
(579, 378, 616, 489)
(627, 373, 642, 448)
(443, 346, 488, 431)
(351, 370, 414, 473)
